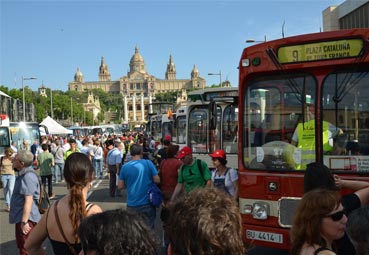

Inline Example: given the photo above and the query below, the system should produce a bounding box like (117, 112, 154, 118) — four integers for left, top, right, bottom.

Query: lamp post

(22, 76, 37, 121)
(70, 97, 73, 125)
(50, 89, 54, 118)
(245, 35, 267, 43)
(208, 71, 222, 87)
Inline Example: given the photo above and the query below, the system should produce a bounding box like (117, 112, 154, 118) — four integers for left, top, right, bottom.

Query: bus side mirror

(209, 101, 217, 130)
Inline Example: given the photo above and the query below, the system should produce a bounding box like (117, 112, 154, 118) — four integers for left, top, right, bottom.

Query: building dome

(129, 46, 146, 74)
(130, 46, 144, 64)
(74, 67, 84, 82)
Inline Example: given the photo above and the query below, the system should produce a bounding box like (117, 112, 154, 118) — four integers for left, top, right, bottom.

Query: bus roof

(188, 87, 238, 102)
(239, 29, 369, 72)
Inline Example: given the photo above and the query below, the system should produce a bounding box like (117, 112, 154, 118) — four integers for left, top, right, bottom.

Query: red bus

(238, 29, 369, 250)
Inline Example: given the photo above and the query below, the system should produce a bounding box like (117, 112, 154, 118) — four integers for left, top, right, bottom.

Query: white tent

(40, 116, 73, 135)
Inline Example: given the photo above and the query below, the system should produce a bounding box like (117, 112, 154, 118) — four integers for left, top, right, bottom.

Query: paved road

(0, 175, 289, 255)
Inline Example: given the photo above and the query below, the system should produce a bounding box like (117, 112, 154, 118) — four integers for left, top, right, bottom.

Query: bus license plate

(246, 230, 283, 244)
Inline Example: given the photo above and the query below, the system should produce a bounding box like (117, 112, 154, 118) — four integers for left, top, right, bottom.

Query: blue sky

(1, 0, 344, 92)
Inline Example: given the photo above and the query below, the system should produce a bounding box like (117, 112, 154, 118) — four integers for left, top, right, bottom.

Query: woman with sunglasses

(304, 162, 369, 255)
(291, 189, 347, 255)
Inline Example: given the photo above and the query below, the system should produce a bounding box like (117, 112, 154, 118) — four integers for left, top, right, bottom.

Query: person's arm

(335, 174, 369, 205)
(118, 179, 125, 189)
(153, 174, 160, 184)
(334, 174, 369, 191)
(291, 127, 298, 146)
(170, 183, 184, 202)
(21, 195, 34, 235)
(118, 165, 125, 189)
(24, 212, 47, 255)
(232, 180, 239, 201)
(205, 179, 212, 187)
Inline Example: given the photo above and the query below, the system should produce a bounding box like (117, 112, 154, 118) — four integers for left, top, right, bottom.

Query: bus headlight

(243, 204, 253, 214)
(252, 202, 270, 220)
(241, 59, 250, 67)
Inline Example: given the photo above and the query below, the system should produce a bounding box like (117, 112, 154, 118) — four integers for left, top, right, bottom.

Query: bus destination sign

(277, 39, 363, 64)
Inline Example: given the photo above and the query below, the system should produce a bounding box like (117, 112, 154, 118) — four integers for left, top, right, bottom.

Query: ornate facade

(68, 47, 206, 125)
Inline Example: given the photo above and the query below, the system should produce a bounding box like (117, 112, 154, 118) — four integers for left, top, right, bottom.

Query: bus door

(174, 107, 187, 148)
(188, 103, 221, 168)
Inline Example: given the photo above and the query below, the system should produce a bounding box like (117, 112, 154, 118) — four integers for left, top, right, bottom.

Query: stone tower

(165, 54, 176, 80)
(98, 56, 111, 82)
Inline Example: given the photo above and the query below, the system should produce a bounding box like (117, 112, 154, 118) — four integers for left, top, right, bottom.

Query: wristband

(21, 221, 28, 225)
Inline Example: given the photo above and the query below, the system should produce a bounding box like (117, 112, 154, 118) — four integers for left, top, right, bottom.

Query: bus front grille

(278, 197, 301, 228)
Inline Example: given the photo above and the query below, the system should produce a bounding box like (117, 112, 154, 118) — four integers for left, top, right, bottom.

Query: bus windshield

(10, 122, 41, 151)
(243, 74, 316, 170)
(189, 106, 209, 153)
(323, 70, 369, 170)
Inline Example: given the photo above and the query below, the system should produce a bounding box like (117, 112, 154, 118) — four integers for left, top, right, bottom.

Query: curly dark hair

(167, 187, 245, 255)
(78, 209, 157, 255)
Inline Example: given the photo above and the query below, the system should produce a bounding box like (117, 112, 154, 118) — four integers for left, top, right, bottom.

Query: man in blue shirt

(118, 144, 160, 229)
(107, 140, 122, 197)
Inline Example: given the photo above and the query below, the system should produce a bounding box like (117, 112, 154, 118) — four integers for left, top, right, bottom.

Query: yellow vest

(295, 120, 332, 169)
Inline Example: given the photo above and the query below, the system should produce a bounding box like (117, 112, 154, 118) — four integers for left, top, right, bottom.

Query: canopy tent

(40, 116, 73, 135)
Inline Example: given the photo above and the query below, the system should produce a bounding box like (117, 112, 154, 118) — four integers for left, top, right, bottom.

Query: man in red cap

(170, 146, 212, 202)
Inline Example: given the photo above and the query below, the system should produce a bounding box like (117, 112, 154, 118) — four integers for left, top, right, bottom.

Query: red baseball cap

(209, 150, 226, 160)
(176, 146, 192, 159)
(164, 134, 171, 141)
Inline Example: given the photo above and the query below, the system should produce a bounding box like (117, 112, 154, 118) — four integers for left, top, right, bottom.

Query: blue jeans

(54, 162, 64, 182)
(94, 158, 103, 178)
(127, 204, 156, 230)
(1, 174, 15, 207)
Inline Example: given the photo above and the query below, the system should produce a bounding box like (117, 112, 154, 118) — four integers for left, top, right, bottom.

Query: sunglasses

(326, 210, 346, 221)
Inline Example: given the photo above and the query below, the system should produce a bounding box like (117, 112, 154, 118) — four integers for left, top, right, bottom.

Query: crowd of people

(1, 130, 369, 255)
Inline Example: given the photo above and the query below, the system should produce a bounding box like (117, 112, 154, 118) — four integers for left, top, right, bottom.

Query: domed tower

(129, 46, 146, 74)
(191, 64, 199, 79)
(98, 56, 111, 81)
(74, 67, 84, 83)
(165, 54, 176, 80)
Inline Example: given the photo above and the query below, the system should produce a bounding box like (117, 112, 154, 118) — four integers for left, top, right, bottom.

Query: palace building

(68, 46, 206, 126)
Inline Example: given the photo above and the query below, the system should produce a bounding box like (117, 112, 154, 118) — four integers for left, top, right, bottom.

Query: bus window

(176, 116, 186, 144)
(223, 105, 238, 153)
(189, 107, 208, 153)
(209, 105, 221, 153)
(244, 74, 316, 170)
(0, 127, 10, 149)
(323, 71, 369, 170)
(152, 119, 162, 141)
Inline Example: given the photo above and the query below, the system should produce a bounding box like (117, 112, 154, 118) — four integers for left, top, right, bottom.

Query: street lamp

(71, 97, 73, 125)
(208, 71, 222, 87)
(246, 35, 267, 43)
(50, 89, 54, 118)
(22, 76, 37, 121)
